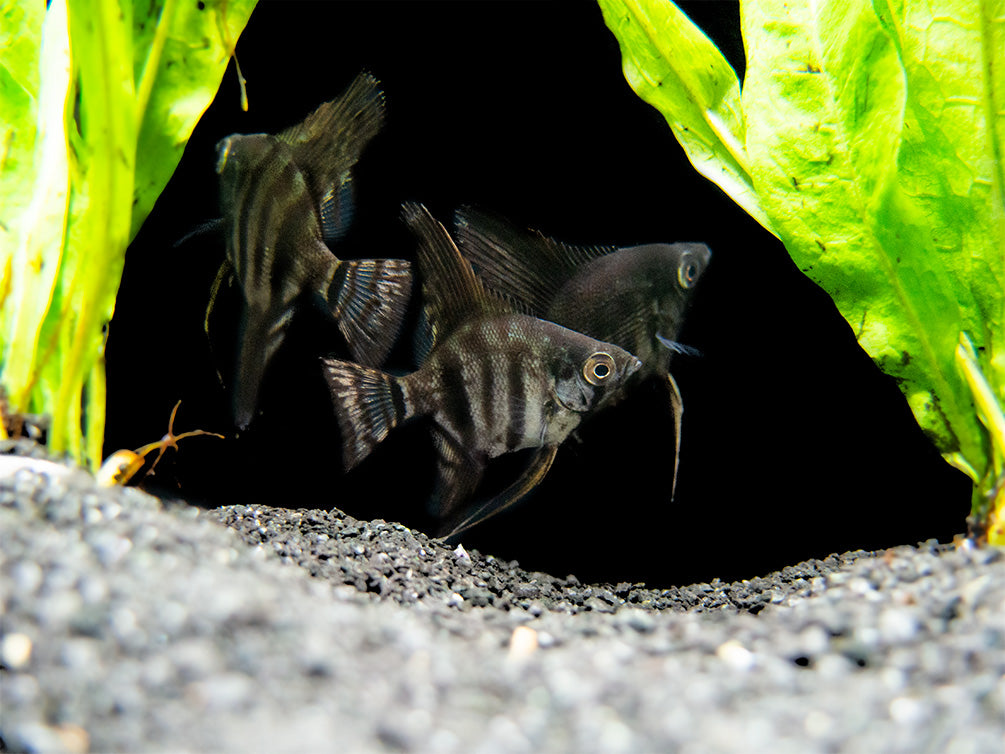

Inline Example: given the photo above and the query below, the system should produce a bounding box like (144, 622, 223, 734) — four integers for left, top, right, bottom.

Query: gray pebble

(1, 451, 1003, 753)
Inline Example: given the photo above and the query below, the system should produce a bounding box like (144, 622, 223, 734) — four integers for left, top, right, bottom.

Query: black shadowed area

(104, 0, 970, 587)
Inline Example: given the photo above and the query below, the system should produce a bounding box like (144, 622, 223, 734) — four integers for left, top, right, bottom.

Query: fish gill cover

(598, 0, 1005, 544)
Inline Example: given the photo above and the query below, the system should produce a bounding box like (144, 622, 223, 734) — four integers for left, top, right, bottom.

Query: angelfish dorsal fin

(277, 71, 386, 191)
(402, 202, 507, 356)
(454, 206, 616, 316)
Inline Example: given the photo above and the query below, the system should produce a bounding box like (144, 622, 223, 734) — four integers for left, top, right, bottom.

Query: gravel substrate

(2, 449, 1003, 753)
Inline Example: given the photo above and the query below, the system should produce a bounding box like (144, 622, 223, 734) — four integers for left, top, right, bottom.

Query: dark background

(106, 0, 970, 586)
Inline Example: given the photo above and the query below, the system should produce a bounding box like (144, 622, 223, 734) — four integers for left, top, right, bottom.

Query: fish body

(454, 208, 710, 381)
(322, 203, 641, 534)
(453, 208, 711, 497)
(214, 72, 412, 429)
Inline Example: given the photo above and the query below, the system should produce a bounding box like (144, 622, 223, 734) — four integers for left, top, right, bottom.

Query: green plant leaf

(130, 0, 254, 239)
(0, 0, 71, 416)
(0, 1, 43, 254)
(871, 0, 1005, 414)
(1, 0, 257, 467)
(739, 0, 985, 468)
(597, 0, 775, 235)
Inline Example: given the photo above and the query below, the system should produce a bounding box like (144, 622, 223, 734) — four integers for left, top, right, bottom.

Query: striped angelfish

(213, 72, 412, 429)
(322, 202, 642, 538)
(453, 207, 711, 499)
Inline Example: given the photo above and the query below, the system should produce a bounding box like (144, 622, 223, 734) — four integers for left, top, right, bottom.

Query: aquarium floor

(1, 449, 1003, 753)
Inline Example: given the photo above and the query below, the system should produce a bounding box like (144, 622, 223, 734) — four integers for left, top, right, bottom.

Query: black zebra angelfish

(453, 207, 711, 498)
(321, 202, 642, 538)
(212, 72, 412, 429)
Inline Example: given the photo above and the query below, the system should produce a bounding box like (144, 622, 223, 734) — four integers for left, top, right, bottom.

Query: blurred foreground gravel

(1, 449, 1003, 753)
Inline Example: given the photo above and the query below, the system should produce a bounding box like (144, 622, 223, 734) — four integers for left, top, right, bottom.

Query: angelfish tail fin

(320, 357, 412, 470)
(325, 258, 413, 367)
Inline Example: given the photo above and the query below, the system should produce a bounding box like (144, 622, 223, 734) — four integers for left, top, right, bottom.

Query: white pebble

(1, 632, 33, 669)
(716, 639, 755, 672)
(889, 696, 926, 725)
(880, 608, 920, 644)
(507, 626, 539, 662)
(803, 709, 834, 738)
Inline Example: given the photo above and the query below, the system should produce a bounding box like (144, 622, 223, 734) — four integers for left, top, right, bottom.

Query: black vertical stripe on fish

(211, 72, 412, 428)
(434, 344, 474, 447)
(477, 351, 498, 447)
(505, 355, 526, 451)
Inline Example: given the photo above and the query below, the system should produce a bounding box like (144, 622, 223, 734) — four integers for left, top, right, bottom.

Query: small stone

(1, 632, 33, 669)
(803, 709, 834, 738)
(507, 626, 539, 662)
(621, 608, 656, 634)
(889, 696, 927, 725)
(879, 608, 921, 644)
(716, 639, 755, 671)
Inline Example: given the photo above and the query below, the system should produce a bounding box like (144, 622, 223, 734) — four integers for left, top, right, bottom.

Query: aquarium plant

(0, 0, 256, 469)
(599, 0, 1004, 543)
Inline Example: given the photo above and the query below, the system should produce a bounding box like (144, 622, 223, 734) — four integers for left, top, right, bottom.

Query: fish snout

(626, 355, 643, 379)
(215, 137, 234, 174)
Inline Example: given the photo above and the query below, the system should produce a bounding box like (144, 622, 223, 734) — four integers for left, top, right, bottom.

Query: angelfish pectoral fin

(205, 259, 234, 389)
(439, 445, 558, 542)
(667, 372, 683, 502)
(204, 259, 233, 340)
(656, 333, 702, 358)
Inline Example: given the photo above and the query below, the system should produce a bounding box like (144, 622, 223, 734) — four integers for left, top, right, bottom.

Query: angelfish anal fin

(429, 428, 485, 522)
(439, 445, 559, 542)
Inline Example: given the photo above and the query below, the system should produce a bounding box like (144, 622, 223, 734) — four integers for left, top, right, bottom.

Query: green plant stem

(957, 332, 1005, 544)
(56, 0, 136, 468)
(134, 0, 177, 127)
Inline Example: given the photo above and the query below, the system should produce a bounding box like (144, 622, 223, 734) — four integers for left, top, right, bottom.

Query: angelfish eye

(583, 352, 616, 386)
(678, 253, 700, 289)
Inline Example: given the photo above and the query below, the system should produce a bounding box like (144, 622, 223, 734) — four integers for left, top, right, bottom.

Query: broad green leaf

(597, 0, 776, 235)
(872, 0, 1005, 409)
(740, 0, 989, 472)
